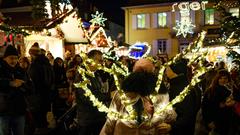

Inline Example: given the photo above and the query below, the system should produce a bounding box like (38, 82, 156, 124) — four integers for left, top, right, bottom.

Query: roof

(2, 8, 75, 31)
(1, 6, 88, 43)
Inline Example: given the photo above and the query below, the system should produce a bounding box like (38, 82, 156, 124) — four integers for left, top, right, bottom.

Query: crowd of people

(0, 43, 239, 135)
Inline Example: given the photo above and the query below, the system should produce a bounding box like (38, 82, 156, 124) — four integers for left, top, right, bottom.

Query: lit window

(229, 8, 239, 18)
(158, 12, 167, 27)
(205, 9, 214, 25)
(137, 14, 146, 28)
(158, 39, 167, 53)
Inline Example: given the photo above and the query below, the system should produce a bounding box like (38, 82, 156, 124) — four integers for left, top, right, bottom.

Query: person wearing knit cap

(100, 58, 176, 135)
(3, 45, 19, 58)
(0, 45, 27, 135)
(28, 42, 41, 62)
(27, 44, 55, 133)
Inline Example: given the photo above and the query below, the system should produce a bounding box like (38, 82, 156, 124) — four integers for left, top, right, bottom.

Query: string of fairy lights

(1, 3, 236, 121)
(73, 30, 211, 121)
(1, 7, 232, 122)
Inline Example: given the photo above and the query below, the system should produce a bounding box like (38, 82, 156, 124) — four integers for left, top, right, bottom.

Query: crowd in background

(0, 43, 239, 135)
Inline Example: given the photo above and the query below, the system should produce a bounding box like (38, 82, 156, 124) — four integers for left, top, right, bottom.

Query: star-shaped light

(173, 20, 196, 38)
(90, 11, 107, 27)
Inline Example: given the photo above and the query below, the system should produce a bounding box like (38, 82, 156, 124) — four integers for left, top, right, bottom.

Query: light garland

(76, 52, 138, 120)
(155, 54, 212, 115)
(74, 22, 211, 122)
(152, 31, 206, 96)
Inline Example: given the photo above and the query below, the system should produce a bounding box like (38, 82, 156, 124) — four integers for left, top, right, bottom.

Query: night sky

(91, 0, 191, 26)
(0, 0, 199, 26)
(92, 0, 127, 26)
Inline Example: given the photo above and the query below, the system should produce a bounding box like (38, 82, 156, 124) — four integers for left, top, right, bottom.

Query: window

(137, 14, 146, 28)
(158, 12, 167, 27)
(229, 8, 239, 18)
(205, 9, 214, 25)
(157, 39, 167, 53)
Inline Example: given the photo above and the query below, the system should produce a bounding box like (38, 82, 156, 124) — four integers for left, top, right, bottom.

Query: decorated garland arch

(73, 30, 211, 121)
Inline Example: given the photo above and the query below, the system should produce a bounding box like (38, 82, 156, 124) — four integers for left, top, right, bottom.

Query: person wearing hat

(0, 45, 27, 135)
(27, 44, 55, 134)
(28, 42, 41, 63)
(165, 58, 201, 135)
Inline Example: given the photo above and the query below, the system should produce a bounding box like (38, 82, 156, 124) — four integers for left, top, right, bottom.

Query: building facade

(123, 1, 239, 58)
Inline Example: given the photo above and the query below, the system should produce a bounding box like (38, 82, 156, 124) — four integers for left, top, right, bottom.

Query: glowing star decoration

(171, 1, 207, 38)
(173, 20, 196, 38)
(128, 42, 151, 59)
(90, 11, 107, 27)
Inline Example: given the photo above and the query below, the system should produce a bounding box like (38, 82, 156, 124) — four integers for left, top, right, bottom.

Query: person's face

(4, 55, 18, 68)
(94, 54, 103, 65)
(57, 59, 63, 66)
(89, 54, 103, 71)
(218, 76, 229, 86)
(120, 58, 128, 66)
(104, 59, 112, 68)
(75, 56, 82, 64)
(47, 53, 53, 59)
(19, 58, 28, 69)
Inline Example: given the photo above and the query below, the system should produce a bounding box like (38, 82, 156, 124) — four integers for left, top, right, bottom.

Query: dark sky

(91, 0, 188, 26)
(92, 0, 127, 26)
(0, 0, 195, 26)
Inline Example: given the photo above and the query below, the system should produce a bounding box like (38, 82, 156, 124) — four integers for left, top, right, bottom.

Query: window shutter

(166, 39, 171, 54)
(152, 40, 158, 56)
(167, 12, 172, 27)
(190, 10, 195, 24)
(175, 11, 180, 22)
(145, 14, 150, 28)
(214, 11, 220, 25)
(152, 13, 158, 28)
(132, 15, 137, 29)
(200, 10, 205, 26)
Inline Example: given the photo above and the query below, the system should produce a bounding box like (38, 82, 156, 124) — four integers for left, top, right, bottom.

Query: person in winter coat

(100, 58, 176, 135)
(74, 50, 111, 135)
(166, 58, 200, 135)
(202, 69, 239, 135)
(0, 45, 27, 135)
(27, 52, 55, 133)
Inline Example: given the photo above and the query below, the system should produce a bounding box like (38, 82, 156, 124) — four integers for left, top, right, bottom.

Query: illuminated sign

(172, 1, 208, 12)
(128, 42, 151, 59)
(172, 1, 208, 38)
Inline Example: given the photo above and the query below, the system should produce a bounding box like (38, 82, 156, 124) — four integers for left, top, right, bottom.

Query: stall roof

(1, 7, 88, 43)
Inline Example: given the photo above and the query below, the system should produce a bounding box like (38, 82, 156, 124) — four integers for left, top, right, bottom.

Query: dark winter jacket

(75, 71, 111, 126)
(202, 85, 234, 134)
(28, 55, 55, 111)
(169, 74, 199, 135)
(0, 59, 27, 116)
